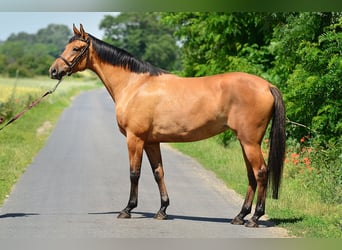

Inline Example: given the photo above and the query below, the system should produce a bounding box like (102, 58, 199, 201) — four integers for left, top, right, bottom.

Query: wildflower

(302, 157, 312, 171)
(290, 153, 299, 159)
(300, 137, 305, 143)
(303, 157, 311, 165)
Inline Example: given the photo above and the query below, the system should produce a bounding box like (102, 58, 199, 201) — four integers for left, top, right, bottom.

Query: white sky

(0, 12, 118, 41)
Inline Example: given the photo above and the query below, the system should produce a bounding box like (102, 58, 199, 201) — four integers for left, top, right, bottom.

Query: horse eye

(73, 47, 80, 52)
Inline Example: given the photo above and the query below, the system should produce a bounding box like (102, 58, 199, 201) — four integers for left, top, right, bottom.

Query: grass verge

(170, 137, 342, 238)
(0, 76, 100, 206)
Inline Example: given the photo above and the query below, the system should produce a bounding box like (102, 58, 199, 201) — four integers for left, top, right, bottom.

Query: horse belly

(147, 83, 229, 142)
(149, 115, 228, 143)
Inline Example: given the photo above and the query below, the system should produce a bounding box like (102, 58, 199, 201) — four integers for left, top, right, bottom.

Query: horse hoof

(245, 219, 259, 228)
(154, 211, 168, 220)
(117, 210, 131, 219)
(231, 216, 245, 225)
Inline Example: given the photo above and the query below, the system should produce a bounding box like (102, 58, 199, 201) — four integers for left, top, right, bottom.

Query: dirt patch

(36, 121, 53, 136)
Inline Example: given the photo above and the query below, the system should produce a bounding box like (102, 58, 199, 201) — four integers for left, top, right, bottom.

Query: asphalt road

(0, 88, 288, 238)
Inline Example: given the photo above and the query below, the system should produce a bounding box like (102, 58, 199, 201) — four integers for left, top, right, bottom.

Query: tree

(35, 24, 72, 57)
(269, 12, 342, 142)
(0, 24, 72, 77)
(99, 12, 181, 71)
(162, 12, 286, 77)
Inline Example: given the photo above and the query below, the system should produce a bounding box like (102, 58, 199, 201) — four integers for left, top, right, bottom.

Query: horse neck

(87, 55, 136, 103)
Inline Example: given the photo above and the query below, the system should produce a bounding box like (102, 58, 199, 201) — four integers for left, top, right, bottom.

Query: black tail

(268, 86, 286, 199)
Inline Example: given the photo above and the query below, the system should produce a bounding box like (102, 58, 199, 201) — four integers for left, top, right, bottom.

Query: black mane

(84, 34, 168, 76)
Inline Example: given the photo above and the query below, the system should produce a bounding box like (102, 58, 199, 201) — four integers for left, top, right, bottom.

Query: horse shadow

(88, 211, 282, 228)
(0, 213, 39, 218)
(0, 211, 302, 228)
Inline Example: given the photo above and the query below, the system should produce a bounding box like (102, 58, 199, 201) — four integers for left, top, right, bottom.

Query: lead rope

(0, 79, 63, 132)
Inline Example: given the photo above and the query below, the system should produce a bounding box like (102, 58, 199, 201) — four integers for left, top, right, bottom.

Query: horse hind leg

(144, 143, 170, 220)
(231, 143, 257, 225)
(232, 142, 267, 227)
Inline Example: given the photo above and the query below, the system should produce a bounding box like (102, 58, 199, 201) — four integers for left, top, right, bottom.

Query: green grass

(170, 137, 342, 238)
(0, 76, 101, 206)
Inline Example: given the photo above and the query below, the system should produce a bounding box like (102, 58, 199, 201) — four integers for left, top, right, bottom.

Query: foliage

(309, 140, 342, 204)
(99, 12, 181, 71)
(270, 12, 342, 142)
(283, 136, 342, 205)
(162, 12, 286, 76)
(216, 130, 235, 147)
(0, 86, 39, 121)
(0, 24, 72, 77)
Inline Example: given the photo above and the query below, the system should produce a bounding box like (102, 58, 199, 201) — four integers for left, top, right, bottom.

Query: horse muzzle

(49, 63, 67, 80)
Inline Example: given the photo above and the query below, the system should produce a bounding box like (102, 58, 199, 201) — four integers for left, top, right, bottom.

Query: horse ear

(73, 24, 81, 36)
(79, 24, 88, 40)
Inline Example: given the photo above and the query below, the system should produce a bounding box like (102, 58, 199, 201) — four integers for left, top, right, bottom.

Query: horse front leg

(144, 143, 170, 220)
(117, 134, 144, 219)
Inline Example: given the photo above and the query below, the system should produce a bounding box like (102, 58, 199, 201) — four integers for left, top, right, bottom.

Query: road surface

(0, 88, 288, 238)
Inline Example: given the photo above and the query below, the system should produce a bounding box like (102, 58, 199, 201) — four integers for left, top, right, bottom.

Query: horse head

(49, 24, 90, 80)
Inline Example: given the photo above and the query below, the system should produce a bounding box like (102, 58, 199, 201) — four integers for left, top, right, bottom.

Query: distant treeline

(0, 24, 72, 77)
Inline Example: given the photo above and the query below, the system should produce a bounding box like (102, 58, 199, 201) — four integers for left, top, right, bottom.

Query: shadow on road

(0, 211, 281, 228)
(88, 211, 278, 228)
(0, 213, 39, 218)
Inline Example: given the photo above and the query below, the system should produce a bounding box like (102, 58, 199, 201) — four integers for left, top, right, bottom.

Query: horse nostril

(50, 67, 58, 78)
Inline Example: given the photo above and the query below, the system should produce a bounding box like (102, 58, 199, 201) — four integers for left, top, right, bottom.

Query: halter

(58, 37, 90, 76)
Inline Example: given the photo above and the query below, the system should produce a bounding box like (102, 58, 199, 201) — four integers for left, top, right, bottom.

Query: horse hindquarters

(232, 86, 285, 227)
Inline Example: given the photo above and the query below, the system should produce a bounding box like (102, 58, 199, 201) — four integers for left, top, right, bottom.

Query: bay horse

(49, 24, 286, 227)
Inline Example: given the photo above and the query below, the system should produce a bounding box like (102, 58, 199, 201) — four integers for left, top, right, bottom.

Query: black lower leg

(118, 199, 138, 218)
(118, 171, 140, 219)
(245, 202, 265, 228)
(155, 195, 170, 220)
(231, 201, 252, 225)
(153, 169, 169, 220)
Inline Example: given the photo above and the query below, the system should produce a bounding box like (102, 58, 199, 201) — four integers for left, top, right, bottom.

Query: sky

(0, 12, 118, 41)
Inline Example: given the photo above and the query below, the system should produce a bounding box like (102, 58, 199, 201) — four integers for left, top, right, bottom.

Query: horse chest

(115, 102, 152, 137)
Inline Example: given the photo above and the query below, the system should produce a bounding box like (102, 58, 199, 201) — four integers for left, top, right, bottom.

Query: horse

(49, 24, 286, 228)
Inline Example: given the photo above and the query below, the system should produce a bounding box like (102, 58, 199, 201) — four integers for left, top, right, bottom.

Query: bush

(309, 139, 342, 204)
(0, 85, 38, 123)
(285, 136, 342, 205)
(217, 130, 236, 147)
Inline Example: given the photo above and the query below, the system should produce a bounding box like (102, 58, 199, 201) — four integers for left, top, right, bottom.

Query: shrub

(285, 136, 342, 204)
